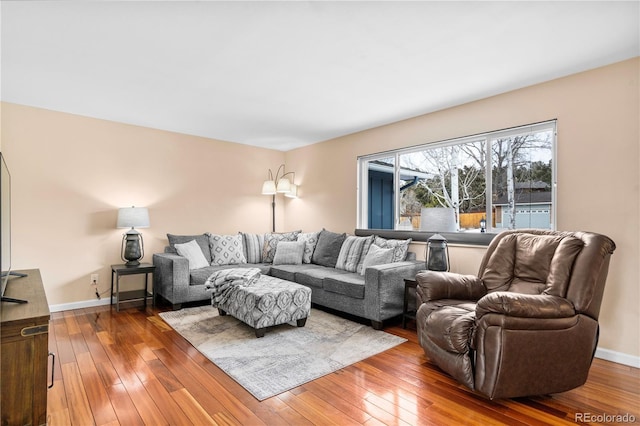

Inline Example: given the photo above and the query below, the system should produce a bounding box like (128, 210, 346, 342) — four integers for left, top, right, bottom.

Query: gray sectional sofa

(153, 229, 424, 329)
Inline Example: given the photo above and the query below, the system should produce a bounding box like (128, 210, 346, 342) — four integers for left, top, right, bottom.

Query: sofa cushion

(209, 234, 246, 266)
(374, 236, 412, 262)
(241, 232, 265, 264)
(270, 264, 322, 282)
(273, 240, 305, 265)
(295, 266, 350, 289)
(324, 273, 366, 299)
(335, 235, 374, 273)
(312, 229, 346, 267)
(297, 231, 320, 263)
(262, 231, 301, 263)
(167, 233, 212, 263)
(174, 239, 210, 270)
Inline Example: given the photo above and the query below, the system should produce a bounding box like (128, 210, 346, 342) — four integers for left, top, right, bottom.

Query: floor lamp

(261, 164, 298, 232)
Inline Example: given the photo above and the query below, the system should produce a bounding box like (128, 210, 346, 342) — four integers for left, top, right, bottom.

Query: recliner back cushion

(482, 233, 583, 296)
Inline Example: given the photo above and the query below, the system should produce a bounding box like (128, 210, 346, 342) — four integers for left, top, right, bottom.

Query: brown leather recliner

(415, 229, 615, 399)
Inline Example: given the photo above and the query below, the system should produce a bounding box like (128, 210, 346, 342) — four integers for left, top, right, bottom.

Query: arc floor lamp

(261, 164, 298, 232)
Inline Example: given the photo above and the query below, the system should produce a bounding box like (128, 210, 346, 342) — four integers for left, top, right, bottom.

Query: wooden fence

(459, 212, 487, 229)
(403, 211, 490, 230)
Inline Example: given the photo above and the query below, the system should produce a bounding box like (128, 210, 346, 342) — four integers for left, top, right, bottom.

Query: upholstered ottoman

(212, 274, 312, 337)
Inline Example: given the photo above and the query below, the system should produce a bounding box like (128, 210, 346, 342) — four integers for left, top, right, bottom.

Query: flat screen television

(1, 152, 27, 304)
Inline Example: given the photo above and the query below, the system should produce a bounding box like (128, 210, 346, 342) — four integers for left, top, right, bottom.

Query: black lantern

(480, 217, 487, 233)
(426, 234, 450, 271)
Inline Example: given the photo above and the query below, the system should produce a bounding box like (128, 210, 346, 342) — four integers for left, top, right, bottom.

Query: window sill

(355, 229, 497, 246)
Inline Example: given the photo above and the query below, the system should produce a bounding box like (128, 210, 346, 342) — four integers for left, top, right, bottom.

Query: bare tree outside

(361, 122, 555, 232)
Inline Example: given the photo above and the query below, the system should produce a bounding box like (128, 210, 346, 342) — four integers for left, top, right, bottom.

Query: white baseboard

(47, 299, 640, 369)
(49, 297, 111, 313)
(595, 347, 640, 368)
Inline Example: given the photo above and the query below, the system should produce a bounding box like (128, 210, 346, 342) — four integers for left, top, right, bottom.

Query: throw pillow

(312, 229, 347, 268)
(209, 234, 247, 266)
(174, 239, 210, 270)
(262, 231, 301, 263)
(167, 233, 212, 263)
(297, 231, 320, 264)
(374, 236, 412, 262)
(241, 232, 265, 264)
(273, 240, 306, 265)
(360, 244, 394, 275)
(335, 235, 374, 273)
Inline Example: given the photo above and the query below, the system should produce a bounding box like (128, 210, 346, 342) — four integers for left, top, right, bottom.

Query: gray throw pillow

(273, 240, 306, 265)
(312, 229, 346, 268)
(262, 231, 301, 263)
(167, 233, 212, 263)
(360, 244, 394, 275)
(174, 239, 210, 270)
(374, 236, 412, 262)
(242, 232, 265, 264)
(335, 235, 374, 273)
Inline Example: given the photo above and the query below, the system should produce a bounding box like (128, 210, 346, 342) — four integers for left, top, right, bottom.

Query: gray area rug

(159, 306, 407, 400)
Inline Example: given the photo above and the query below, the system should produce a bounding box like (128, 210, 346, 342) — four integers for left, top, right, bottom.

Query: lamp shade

(261, 180, 277, 195)
(276, 178, 291, 193)
(117, 207, 150, 229)
(284, 183, 298, 198)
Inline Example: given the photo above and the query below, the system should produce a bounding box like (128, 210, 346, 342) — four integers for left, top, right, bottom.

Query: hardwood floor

(47, 303, 640, 425)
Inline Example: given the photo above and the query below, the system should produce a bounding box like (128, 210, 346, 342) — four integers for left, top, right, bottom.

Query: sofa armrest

(476, 292, 575, 320)
(153, 252, 190, 305)
(363, 260, 425, 322)
(415, 270, 486, 304)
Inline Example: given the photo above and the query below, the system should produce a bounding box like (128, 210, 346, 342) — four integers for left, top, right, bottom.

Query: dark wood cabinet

(1, 269, 50, 426)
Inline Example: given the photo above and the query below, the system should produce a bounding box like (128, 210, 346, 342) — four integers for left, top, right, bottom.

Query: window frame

(356, 120, 557, 244)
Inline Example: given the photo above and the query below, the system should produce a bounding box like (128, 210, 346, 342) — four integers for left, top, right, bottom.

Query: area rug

(159, 306, 407, 400)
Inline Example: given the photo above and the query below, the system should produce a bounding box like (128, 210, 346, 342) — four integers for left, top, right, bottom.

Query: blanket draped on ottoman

(204, 268, 312, 337)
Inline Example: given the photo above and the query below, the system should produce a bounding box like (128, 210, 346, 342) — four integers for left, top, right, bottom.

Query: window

(357, 121, 556, 234)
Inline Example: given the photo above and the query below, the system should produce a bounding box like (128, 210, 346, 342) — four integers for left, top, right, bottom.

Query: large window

(358, 121, 556, 234)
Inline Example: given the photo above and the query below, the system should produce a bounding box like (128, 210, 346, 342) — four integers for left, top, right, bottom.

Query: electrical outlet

(90, 274, 99, 286)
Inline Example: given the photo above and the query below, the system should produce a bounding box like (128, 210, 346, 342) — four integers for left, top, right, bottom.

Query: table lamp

(117, 206, 150, 266)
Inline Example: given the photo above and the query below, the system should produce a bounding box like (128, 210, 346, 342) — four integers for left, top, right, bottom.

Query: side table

(110, 263, 156, 312)
(403, 278, 418, 329)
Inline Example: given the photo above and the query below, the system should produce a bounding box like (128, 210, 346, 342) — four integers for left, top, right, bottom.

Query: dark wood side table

(110, 263, 156, 312)
(403, 278, 418, 329)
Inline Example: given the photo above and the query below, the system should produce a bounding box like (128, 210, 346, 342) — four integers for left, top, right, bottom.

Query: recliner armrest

(476, 292, 575, 319)
(416, 271, 486, 304)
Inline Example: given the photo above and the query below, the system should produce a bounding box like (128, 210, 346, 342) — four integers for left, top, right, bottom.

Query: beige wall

(285, 58, 640, 358)
(1, 58, 638, 359)
(1, 103, 285, 304)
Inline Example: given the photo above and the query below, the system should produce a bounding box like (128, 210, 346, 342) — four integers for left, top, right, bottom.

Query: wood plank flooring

(47, 303, 640, 425)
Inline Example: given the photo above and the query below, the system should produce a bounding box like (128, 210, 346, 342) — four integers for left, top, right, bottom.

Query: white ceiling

(1, 1, 638, 151)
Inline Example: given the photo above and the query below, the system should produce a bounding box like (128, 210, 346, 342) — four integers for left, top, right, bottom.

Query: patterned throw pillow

(262, 231, 301, 264)
(297, 231, 320, 264)
(335, 235, 374, 273)
(373, 236, 412, 262)
(241, 232, 265, 264)
(209, 234, 247, 266)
